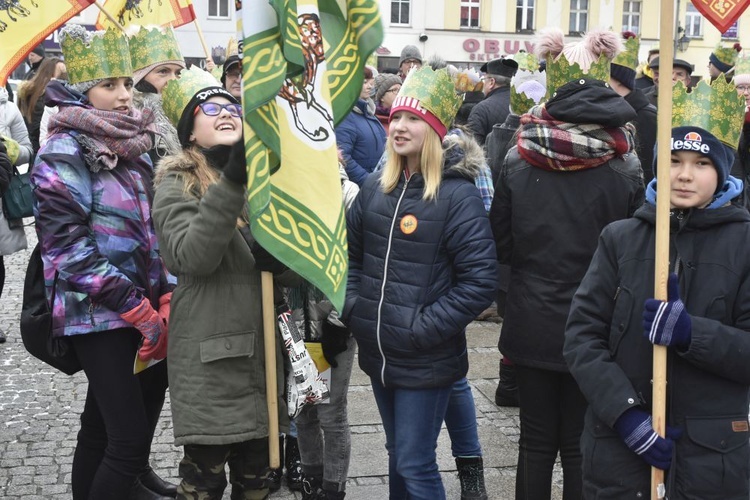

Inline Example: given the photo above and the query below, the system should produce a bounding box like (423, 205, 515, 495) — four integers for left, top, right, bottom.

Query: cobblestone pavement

(0, 225, 563, 499)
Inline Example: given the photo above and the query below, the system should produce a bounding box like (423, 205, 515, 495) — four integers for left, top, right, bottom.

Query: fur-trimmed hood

(442, 127, 486, 181)
(154, 147, 227, 205)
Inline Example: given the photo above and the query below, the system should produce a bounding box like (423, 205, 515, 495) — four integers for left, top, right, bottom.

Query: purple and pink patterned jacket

(32, 132, 171, 337)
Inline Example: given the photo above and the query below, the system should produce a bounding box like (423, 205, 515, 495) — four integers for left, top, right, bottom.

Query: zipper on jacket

(88, 302, 96, 326)
(376, 174, 410, 387)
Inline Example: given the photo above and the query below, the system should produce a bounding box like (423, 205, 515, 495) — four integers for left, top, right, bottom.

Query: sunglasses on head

(194, 102, 242, 118)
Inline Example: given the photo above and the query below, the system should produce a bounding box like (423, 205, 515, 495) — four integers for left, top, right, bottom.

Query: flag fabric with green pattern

(239, 0, 382, 312)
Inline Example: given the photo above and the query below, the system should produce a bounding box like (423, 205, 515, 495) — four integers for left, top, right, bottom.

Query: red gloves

(121, 294, 171, 361)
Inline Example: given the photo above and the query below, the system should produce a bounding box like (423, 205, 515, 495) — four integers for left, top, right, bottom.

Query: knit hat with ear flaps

(374, 73, 402, 105)
(399, 45, 423, 66)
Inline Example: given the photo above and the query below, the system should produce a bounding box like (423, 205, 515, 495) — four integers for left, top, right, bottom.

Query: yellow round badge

(400, 215, 418, 235)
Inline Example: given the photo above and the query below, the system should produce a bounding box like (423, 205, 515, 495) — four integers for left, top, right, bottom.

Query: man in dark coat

(467, 58, 518, 146)
(22, 45, 45, 81)
(610, 50, 656, 185)
(643, 57, 694, 107)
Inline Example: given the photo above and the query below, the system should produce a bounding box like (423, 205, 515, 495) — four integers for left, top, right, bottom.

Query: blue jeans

(445, 377, 482, 457)
(371, 378, 452, 500)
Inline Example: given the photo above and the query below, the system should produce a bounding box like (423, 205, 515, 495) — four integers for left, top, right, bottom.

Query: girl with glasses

(152, 67, 292, 499)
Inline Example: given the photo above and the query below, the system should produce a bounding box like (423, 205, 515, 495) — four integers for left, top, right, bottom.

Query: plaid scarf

(517, 105, 635, 171)
(49, 94, 156, 172)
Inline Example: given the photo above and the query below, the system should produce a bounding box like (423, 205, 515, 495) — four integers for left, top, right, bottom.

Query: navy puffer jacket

(343, 132, 498, 389)
(335, 98, 387, 186)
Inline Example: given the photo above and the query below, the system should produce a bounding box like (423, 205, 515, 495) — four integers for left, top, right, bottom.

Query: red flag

(691, 0, 750, 34)
(0, 0, 96, 85)
(96, 0, 196, 30)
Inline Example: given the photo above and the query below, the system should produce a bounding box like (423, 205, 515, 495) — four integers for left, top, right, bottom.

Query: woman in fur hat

(489, 28, 644, 499)
(32, 25, 174, 499)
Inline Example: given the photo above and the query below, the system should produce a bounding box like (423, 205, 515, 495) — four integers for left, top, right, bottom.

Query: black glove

(321, 319, 349, 368)
(251, 241, 287, 274)
(222, 140, 248, 186)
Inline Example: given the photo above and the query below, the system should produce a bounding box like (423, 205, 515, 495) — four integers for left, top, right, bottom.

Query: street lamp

(675, 26, 691, 52)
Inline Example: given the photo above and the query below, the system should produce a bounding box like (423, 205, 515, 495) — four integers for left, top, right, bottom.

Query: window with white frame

(516, 0, 534, 32)
(461, 0, 480, 29)
(569, 0, 588, 33)
(208, 0, 230, 18)
(391, 0, 410, 25)
(622, 0, 641, 34)
(685, 3, 703, 37)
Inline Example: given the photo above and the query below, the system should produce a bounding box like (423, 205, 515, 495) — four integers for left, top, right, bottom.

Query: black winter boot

(285, 436, 304, 491)
(301, 475, 324, 499)
(268, 435, 284, 492)
(323, 489, 346, 499)
(495, 360, 519, 407)
(456, 457, 488, 500)
(129, 476, 174, 500)
(138, 467, 177, 498)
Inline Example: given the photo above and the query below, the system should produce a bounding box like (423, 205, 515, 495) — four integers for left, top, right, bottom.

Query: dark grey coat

(466, 86, 511, 146)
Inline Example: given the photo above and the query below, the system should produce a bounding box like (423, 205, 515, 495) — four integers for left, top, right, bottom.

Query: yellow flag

(0, 0, 96, 85)
(96, 0, 196, 30)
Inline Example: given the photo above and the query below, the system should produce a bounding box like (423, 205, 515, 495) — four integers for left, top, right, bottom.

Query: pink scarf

(49, 105, 157, 171)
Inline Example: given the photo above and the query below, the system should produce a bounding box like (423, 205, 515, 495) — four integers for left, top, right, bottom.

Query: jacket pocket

(200, 331, 255, 363)
(673, 415, 750, 498)
(608, 286, 633, 356)
(704, 295, 727, 323)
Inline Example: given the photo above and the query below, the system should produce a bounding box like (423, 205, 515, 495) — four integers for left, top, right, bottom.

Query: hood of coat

(353, 97, 376, 117)
(633, 201, 750, 231)
(133, 89, 181, 157)
(441, 128, 485, 181)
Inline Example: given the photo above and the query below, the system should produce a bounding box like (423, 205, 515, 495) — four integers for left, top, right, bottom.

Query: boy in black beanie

(565, 79, 750, 499)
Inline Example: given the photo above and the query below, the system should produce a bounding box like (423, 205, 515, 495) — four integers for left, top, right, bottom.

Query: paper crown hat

(162, 66, 225, 127)
(710, 43, 742, 73)
(510, 59, 547, 115)
(672, 78, 745, 148)
(128, 25, 184, 72)
(535, 28, 622, 98)
(513, 51, 539, 72)
(613, 31, 639, 70)
(391, 66, 463, 139)
(735, 54, 750, 76)
(60, 26, 132, 84)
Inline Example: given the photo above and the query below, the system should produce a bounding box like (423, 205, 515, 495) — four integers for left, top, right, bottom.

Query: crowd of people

(1, 15, 750, 500)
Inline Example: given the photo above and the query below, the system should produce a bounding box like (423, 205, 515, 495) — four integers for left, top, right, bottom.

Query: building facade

(377, 0, 750, 80)
(14, 1, 749, 81)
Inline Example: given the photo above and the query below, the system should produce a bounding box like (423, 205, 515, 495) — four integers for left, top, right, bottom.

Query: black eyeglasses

(194, 102, 242, 118)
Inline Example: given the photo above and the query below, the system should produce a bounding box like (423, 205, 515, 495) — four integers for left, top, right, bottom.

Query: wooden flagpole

(261, 272, 281, 469)
(191, 17, 213, 61)
(652, 0, 675, 498)
(93, 1, 125, 32)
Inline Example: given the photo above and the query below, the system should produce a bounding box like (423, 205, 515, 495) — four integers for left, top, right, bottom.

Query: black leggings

(70, 328, 168, 500)
(515, 365, 586, 500)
